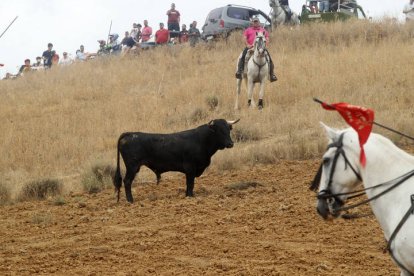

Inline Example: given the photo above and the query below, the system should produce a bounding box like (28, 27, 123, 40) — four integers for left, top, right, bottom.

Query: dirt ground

(0, 160, 399, 275)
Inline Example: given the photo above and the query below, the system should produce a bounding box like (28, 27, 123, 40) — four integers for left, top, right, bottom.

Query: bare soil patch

(0, 160, 398, 275)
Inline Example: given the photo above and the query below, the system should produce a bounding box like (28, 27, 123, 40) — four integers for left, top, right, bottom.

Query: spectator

(121, 31, 130, 46)
(108, 34, 121, 52)
(52, 53, 60, 66)
(155, 23, 170, 44)
(59, 52, 73, 66)
(166, 3, 180, 32)
(42, 43, 55, 68)
(310, 1, 319, 13)
(131, 23, 142, 42)
(76, 45, 97, 61)
(179, 24, 189, 43)
(188, 21, 201, 47)
(122, 33, 139, 55)
(18, 59, 32, 76)
(403, 0, 414, 22)
(32, 56, 42, 67)
(141, 20, 152, 42)
(319, 0, 330, 12)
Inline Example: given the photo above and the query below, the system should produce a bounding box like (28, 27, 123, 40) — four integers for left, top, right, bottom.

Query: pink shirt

(142, 26, 153, 42)
(243, 26, 269, 46)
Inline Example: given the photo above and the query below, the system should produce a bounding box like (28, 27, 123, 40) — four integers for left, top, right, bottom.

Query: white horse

(269, 0, 300, 29)
(235, 32, 269, 110)
(311, 123, 414, 275)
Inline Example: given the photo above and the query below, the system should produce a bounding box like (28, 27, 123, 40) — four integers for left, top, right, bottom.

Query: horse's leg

(258, 79, 266, 109)
(247, 78, 255, 108)
(235, 78, 242, 110)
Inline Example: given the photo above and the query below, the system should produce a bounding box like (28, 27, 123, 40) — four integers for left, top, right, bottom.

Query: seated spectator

(76, 45, 96, 61)
(3, 72, 17, 80)
(155, 23, 170, 45)
(18, 59, 32, 76)
(121, 31, 130, 46)
(310, 1, 319, 13)
(59, 52, 73, 66)
(179, 24, 189, 43)
(301, 4, 311, 15)
(32, 56, 44, 70)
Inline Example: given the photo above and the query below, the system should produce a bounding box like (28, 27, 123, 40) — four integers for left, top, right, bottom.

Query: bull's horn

(227, 119, 240, 125)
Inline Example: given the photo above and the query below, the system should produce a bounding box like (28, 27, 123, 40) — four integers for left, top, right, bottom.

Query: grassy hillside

(1, 19, 413, 197)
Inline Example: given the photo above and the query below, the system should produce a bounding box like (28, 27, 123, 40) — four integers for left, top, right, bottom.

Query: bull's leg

(124, 166, 139, 203)
(185, 174, 196, 197)
(156, 173, 161, 184)
(247, 79, 255, 108)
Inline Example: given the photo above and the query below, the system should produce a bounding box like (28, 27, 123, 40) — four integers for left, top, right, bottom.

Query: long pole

(0, 16, 18, 40)
(313, 97, 414, 141)
(106, 20, 112, 45)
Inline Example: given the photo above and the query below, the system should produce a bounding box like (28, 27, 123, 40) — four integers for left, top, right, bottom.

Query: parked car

(201, 4, 272, 40)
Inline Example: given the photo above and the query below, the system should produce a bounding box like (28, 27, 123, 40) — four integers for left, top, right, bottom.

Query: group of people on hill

(2, 2, 201, 80)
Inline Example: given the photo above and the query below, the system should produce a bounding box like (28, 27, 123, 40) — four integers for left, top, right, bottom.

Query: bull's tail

(113, 133, 126, 202)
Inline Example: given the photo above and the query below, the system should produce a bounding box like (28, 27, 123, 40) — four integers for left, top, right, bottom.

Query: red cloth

(322, 102, 374, 167)
(156, 29, 169, 44)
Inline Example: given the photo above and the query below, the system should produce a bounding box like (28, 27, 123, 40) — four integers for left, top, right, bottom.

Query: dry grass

(18, 179, 62, 201)
(1, 20, 414, 194)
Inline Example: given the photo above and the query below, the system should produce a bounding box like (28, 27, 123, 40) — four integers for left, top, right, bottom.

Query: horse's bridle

(311, 132, 414, 274)
(314, 133, 362, 209)
(252, 36, 267, 74)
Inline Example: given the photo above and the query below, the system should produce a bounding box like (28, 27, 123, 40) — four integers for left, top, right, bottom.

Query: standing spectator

(188, 21, 201, 47)
(59, 52, 73, 66)
(179, 24, 189, 43)
(76, 45, 96, 61)
(18, 59, 32, 76)
(166, 3, 180, 32)
(42, 43, 55, 68)
(52, 53, 60, 66)
(319, 0, 330, 12)
(403, 0, 414, 22)
(131, 23, 142, 42)
(155, 23, 170, 45)
(141, 20, 152, 42)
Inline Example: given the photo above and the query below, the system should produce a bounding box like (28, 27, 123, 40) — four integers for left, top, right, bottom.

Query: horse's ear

(320, 122, 338, 141)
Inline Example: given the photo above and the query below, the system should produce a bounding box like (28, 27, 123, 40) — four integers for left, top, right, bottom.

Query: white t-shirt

(403, 3, 414, 21)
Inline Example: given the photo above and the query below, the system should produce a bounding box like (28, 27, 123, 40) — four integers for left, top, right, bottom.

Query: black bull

(113, 119, 240, 203)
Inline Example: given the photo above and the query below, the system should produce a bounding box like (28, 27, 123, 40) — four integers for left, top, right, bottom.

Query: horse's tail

(113, 133, 126, 202)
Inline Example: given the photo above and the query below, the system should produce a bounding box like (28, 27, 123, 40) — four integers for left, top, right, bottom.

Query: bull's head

(208, 119, 240, 149)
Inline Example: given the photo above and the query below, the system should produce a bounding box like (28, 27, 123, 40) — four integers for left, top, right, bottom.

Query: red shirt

(155, 28, 169, 44)
(167, 9, 180, 23)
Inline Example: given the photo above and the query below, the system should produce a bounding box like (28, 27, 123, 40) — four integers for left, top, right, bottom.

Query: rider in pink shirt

(235, 17, 277, 82)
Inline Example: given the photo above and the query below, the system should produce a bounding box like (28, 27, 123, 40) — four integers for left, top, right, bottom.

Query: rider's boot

(269, 61, 278, 82)
(235, 58, 244, 79)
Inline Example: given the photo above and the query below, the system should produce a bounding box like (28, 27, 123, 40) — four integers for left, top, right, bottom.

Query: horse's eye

(323, 158, 330, 165)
